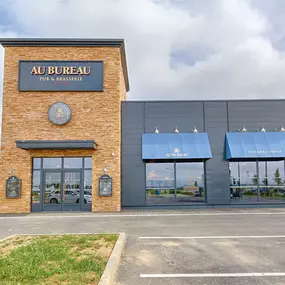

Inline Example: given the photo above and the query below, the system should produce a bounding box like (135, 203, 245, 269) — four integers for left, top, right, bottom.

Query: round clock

(48, 102, 72, 125)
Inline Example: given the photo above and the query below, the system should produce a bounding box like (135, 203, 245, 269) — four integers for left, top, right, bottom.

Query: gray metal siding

(145, 102, 204, 133)
(228, 101, 285, 132)
(121, 102, 145, 206)
(121, 100, 285, 207)
(204, 102, 230, 204)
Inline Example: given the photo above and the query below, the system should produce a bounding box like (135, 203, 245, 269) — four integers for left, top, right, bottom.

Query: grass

(0, 234, 118, 285)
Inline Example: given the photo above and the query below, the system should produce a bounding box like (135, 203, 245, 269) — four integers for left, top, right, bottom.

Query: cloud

(0, 0, 285, 100)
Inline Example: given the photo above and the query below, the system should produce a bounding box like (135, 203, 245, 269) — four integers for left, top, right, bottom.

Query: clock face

(48, 102, 71, 125)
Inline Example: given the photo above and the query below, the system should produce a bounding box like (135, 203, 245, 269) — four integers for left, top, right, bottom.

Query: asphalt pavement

(1, 208, 285, 284)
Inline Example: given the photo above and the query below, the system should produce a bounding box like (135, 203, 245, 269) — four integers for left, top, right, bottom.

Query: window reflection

(32, 171, 41, 204)
(230, 160, 285, 203)
(84, 170, 92, 203)
(84, 158, 92, 169)
(64, 158, 83, 169)
(146, 162, 205, 204)
(230, 162, 258, 202)
(146, 163, 175, 204)
(176, 162, 204, 202)
(43, 158, 62, 169)
(33, 158, 41, 170)
(259, 161, 285, 203)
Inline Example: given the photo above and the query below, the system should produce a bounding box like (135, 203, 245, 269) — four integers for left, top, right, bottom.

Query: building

(1, 38, 285, 213)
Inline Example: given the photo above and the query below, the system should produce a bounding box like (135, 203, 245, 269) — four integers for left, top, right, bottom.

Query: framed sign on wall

(6, 176, 21, 198)
(98, 174, 112, 196)
(18, 60, 104, 91)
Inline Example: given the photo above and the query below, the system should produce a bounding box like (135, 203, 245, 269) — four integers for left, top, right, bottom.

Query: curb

(99, 232, 126, 285)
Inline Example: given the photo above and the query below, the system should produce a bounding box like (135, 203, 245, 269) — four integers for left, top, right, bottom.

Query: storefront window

(84, 170, 92, 202)
(230, 160, 285, 203)
(146, 163, 175, 204)
(146, 162, 205, 204)
(31, 157, 92, 211)
(230, 162, 258, 202)
(64, 158, 83, 169)
(84, 157, 92, 169)
(33, 158, 41, 169)
(259, 161, 285, 203)
(32, 171, 41, 204)
(43, 158, 62, 169)
(176, 162, 204, 202)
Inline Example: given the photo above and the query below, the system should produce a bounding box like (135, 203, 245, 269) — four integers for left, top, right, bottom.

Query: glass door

(62, 171, 82, 211)
(42, 171, 82, 211)
(43, 171, 62, 211)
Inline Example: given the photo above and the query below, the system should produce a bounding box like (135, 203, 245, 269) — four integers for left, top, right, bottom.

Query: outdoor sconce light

(257, 126, 266, 132)
(192, 126, 198, 133)
(174, 126, 179, 133)
(103, 166, 108, 173)
(238, 125, 247, 132)
(154, 127, 159, 134)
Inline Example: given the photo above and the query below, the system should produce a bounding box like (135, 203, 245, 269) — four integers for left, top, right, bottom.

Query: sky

(0, 0, 285, 100)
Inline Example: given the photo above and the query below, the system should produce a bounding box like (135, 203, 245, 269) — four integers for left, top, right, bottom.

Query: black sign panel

(18, 61, 104, 91)
(6, 176, 21, 198)
(99, 174, 112, 196)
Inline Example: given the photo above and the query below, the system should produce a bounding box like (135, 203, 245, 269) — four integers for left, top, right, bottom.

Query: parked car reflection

(46, 190, 92, 204)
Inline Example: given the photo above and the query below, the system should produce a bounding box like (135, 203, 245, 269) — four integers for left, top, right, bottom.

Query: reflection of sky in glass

(84, 170, 92, 190)
(230, 162, 257, 185)
(176, 163, 204, 187)
(230, 161, 285, 186)
(146, 163, 174, 189)
(32, 171, 41, 190)
(146, 162, 204, 188)
(259, 161, 284, 186)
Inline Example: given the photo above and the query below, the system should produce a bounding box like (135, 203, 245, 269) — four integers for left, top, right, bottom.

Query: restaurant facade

(1, 39, 285, 213)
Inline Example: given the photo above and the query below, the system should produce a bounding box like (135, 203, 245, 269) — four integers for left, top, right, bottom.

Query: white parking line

(1, 212, 285, 219)
(139, 235, 285, 239)
(140, 273, 285, 278)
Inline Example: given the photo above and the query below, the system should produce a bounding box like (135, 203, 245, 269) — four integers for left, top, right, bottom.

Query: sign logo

(48, 102, 72, 125)
(18, 61, 104, 91)
(166, 147, 189, 157)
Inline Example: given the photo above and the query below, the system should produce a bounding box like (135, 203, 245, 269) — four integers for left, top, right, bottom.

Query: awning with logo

(142, 133, 212, 160)
(225, 132, 285, 159)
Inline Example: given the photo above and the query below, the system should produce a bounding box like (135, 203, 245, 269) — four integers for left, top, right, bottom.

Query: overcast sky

(0, 0, 285, 100)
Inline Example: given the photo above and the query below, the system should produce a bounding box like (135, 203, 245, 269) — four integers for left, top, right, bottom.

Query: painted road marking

(140, 273, 285, 278)
(1, 212, 285, 219)
(139, 235, 285, 239)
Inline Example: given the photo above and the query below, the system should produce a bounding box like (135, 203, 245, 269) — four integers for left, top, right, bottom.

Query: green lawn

(0, 234, 118, 285)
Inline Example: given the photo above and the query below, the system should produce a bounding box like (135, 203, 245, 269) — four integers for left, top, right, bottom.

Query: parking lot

(1, 208, 285, 284)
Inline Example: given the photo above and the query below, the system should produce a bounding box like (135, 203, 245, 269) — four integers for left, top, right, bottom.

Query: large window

(230, 160, 285, 203)
(146, 162, 205, 204)
(176, 162, 204, 203)
(31, 157, 92, 211)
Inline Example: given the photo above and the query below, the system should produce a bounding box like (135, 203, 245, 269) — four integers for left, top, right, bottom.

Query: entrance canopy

(226, 132, 285, 159)
(16, 140, 97, 150)
(142, 133, 212, 160)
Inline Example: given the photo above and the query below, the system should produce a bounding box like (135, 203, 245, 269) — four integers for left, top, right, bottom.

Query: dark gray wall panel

(145, 102, 204, 133)
(204, 102, 229, 204)
(121, 102, 145, 206)
(228, 101, 285, 132)
(121, 156, 146, 206)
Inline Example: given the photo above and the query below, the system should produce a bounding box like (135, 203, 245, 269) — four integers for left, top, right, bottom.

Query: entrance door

(43, 170, 82, 211)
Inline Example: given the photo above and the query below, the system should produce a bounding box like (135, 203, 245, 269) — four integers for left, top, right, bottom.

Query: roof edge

(0, 38, 130, 92)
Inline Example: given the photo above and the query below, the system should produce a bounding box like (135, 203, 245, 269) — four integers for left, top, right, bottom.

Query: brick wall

(0, 46, 126, 213)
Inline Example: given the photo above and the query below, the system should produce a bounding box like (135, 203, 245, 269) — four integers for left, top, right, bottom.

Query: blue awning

(142, 133, 212, 160)
(226, 132, 285, 159)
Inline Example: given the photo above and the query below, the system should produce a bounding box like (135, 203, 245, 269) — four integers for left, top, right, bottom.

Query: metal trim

(16, 140, 97, 150)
